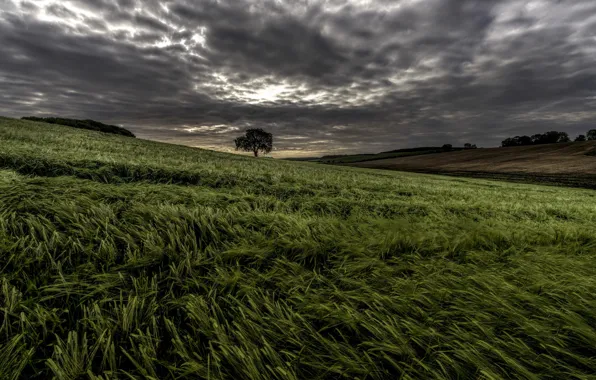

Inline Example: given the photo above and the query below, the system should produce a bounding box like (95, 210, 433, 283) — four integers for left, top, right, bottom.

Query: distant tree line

(22, 116, 136, 138)
(502, 130, 596, 147)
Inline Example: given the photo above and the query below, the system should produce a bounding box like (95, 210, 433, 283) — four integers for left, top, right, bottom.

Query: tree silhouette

(575, 135, 586, 142)
(532, 131, 570, 144)
(235, 128, 273, 157)
(502, 132, 570, 147)
(502, 136, 532, 147)
(587, 129, 596, 141)
(557, 132, 571, 143)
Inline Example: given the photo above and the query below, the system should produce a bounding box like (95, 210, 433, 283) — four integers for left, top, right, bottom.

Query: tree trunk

(254, 150, 259, 157)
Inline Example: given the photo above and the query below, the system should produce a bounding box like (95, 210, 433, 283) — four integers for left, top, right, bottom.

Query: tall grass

(1, 117, 596, 378)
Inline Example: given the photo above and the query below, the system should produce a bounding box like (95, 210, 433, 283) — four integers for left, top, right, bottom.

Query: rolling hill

(21, 116, 136, 137)
(292, 147, 465, 164)
(348, 141, 596, 188)
(1, 116, 596, 379)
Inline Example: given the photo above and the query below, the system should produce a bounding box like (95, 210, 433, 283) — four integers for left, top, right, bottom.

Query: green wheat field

(1, 116, 596, 379)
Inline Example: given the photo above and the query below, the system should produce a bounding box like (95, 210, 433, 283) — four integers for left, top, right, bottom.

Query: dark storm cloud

(1, 0, 596, 156)
(134, 13, 170, 32)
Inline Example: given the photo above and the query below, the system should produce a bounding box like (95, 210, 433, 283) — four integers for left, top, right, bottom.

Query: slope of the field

(349, 142, 596, 188)
(2, 116, 596, 379)
(314, 148, 457, 164)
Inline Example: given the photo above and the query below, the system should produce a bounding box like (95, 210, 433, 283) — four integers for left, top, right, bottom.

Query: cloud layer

(1, 0, 596, 156)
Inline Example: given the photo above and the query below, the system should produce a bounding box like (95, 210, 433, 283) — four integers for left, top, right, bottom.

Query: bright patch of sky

(176, 125, 240, 134)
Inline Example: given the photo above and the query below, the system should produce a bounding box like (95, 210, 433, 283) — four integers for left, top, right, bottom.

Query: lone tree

(235, 128, 273, 157)
(587, 129, 596, 141)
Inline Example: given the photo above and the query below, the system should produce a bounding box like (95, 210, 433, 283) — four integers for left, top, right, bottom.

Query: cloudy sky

(1, 0, 596, 157)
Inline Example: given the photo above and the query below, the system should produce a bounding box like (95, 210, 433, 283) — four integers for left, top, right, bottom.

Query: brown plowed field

(348, 141, 596, 189)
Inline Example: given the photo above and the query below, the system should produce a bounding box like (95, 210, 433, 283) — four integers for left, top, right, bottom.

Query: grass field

(349, 142, 596, 189)
(2, 116, 596, 379)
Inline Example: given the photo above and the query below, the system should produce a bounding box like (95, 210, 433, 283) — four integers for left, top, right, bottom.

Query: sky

(1, 0, 596, 157)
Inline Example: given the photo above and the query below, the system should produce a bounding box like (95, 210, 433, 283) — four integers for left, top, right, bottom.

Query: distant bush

(442, 144, 453, 151)
(502, 131, 569, 147)
(575, 135, 587, 142)
(501, 136, 533, 147)
(587, 129, 596, 141)
(22, 116, 136, 137)
(464, 143, 477, 149)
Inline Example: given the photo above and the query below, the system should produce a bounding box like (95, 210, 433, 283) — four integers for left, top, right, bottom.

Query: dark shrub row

(22, 116, 136, 137)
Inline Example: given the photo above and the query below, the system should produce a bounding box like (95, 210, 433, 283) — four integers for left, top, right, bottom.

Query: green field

(2, 116, 596, 379)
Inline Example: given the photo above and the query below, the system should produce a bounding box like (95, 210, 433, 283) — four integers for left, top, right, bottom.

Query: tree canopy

(575, 135, 586, 142)
(234, 128, 273, 157)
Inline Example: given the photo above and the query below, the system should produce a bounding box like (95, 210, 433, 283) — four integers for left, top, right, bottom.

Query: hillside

(349, 141, 596, 188)
(2, 116, 596, 379)
(304, 147, 464, 164)
(316, 149, 442, 164)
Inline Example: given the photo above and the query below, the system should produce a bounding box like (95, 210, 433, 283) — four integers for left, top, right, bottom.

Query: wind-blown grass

(1, 117, 596, 379)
